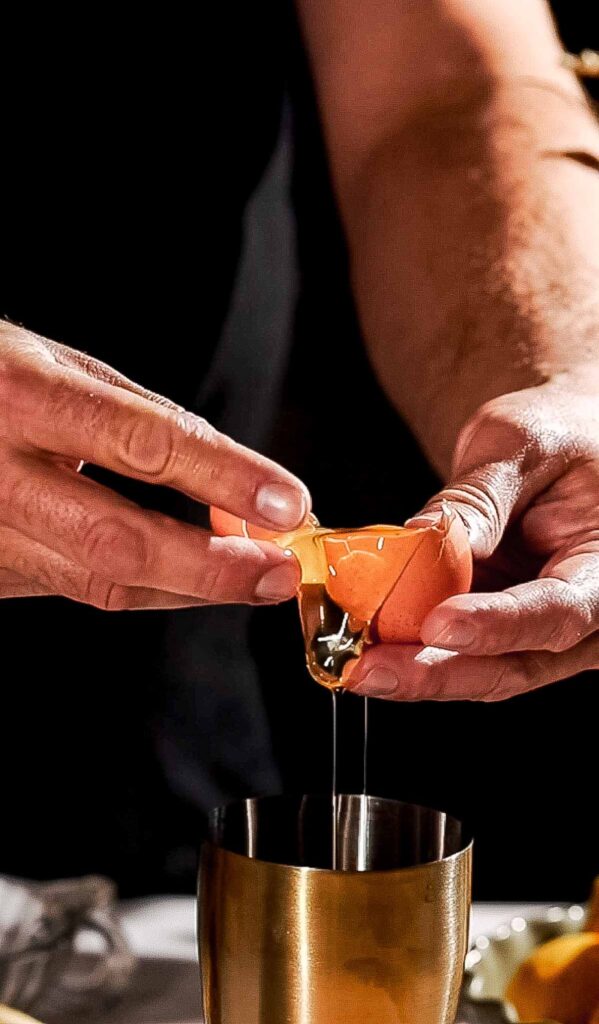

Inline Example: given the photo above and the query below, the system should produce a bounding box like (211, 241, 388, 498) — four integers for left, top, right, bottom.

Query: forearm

(343, 85, 599, 472)
(299, 0, 599, 474)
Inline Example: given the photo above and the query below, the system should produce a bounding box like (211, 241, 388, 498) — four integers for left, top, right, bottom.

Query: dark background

(0, 3, 597, 902)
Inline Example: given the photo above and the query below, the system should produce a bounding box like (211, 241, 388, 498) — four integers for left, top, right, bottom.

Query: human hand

(348, 377, 599, 700)
(0, 323, 309, 608)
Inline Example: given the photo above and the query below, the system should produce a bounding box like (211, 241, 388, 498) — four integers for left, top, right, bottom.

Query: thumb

(406, 428, 528, 558)
(406, 396, 574, 559)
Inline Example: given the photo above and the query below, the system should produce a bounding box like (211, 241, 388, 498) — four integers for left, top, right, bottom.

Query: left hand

(347, 376, 599, 701)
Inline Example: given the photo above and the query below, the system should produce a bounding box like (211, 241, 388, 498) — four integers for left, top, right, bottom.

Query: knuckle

(116, 411, 222, 484)
(83, 577, 133, 611)
(199, 539, 256, 602)
(543, 584, 594, 652)
(200, 562, 230, 602)
(178, 412, 218, 446)
(117, 414, 178, 479)
(0, 361, 45, 440)
(441, 477, 507, 544)
(178, 414, 226, 483)
(484, 653, 541, 700)
(480, 658, 521, 702)
(481, 675, 513, 702)
(455, 397, 529, 465)
(185, 413, 234, 470)
(499, 591, 526, 649)
(66, 350, 100, 379)
(518, 651, 544, 690)
(81, 517, 148, 579)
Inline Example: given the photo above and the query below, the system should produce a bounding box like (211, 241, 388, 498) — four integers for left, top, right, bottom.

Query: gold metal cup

(198, 794, 472, 1024)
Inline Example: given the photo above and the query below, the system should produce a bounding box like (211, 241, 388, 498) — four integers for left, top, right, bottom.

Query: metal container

(198, 794, 472, 1024)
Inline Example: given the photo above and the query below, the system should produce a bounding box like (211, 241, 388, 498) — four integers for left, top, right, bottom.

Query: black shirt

(1, 4, 598, 901)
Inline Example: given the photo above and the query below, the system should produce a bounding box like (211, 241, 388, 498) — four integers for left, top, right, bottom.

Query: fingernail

(255, 562, 299, 601)
(255, 481, 308, 530)
(404, 513, 442, 528)
(350, 666, 399, 697)
(430, 620, 477, 650)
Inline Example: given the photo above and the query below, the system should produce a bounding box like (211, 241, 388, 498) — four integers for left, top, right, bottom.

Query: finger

(420, 579, 598, 656)
(0, 568, 49, 600)
(345, 634, 599, 702)
(0, 456, 300, 603)
(0, 526, 221, 610)
(404, 399, 571, 559)
(87, 587, 209, 610)
(2, 358, 310, 532)
(420, 537, 599, 655)
(41, 338, 185, 412)
(0, 571, 208, 609)
(405, 460, 524, 559)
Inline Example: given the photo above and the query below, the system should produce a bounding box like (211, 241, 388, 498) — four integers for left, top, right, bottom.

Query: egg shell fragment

(209, 507, 283, 542)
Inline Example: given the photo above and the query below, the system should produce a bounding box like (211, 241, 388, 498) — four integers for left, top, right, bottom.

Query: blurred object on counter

(507, 931, 599, 1023)
(0, 875, 135, 1021)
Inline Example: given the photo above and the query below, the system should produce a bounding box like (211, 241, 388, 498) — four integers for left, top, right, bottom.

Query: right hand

(0, 322, 309, 609)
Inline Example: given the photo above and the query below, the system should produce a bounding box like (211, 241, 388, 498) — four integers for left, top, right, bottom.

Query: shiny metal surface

(198, 794, 472, 1024)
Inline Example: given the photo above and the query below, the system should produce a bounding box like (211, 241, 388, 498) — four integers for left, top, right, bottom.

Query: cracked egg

(211, 506, 472, 688)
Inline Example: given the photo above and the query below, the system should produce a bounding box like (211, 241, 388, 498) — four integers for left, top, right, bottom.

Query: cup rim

(202, 792, 474, 875)
(201, 838, 474, 877)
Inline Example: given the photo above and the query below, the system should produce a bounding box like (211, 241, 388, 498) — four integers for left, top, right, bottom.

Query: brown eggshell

(322, 528, 429, 623)
(210, 507, 276, 541)
(372, 513, 472, 643)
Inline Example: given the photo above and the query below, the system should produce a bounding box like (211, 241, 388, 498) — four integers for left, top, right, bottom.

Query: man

(1, 2, 597, 896)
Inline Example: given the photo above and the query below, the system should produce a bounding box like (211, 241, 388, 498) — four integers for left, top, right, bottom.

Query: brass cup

(198, 794, 472, 1024)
